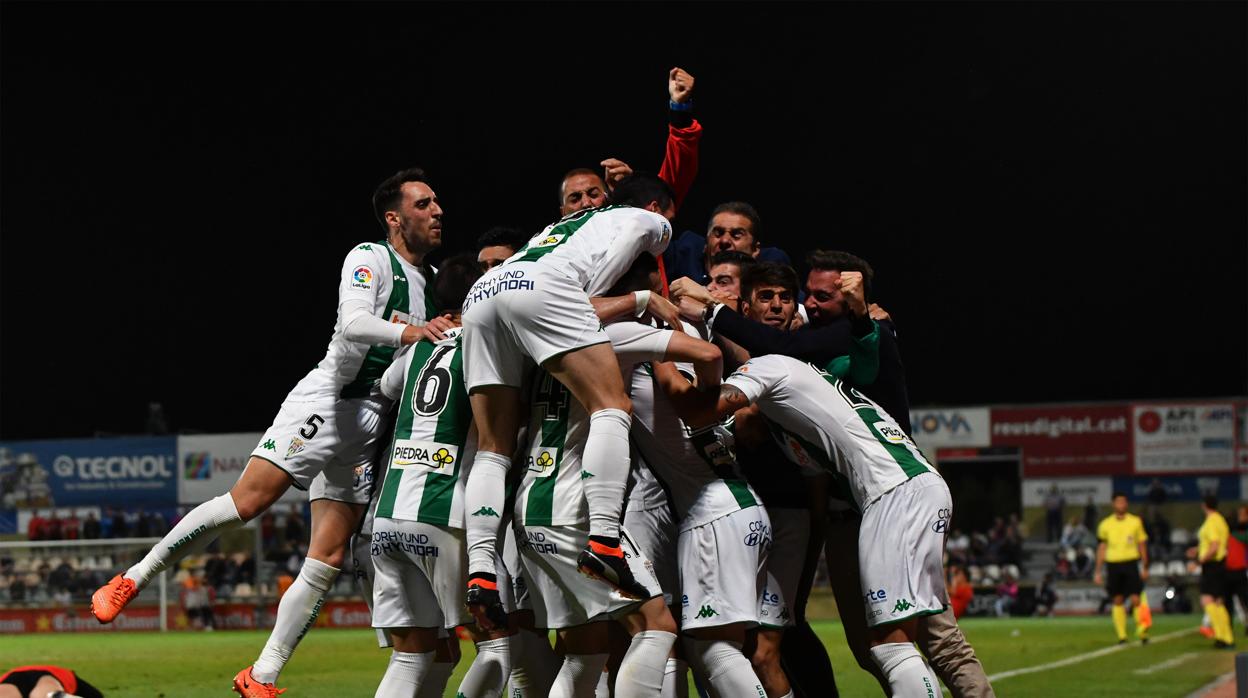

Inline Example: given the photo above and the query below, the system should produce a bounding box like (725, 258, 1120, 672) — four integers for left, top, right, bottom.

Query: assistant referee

(1094, 492, 1150, 644)
(1189, 495, 1234, 648)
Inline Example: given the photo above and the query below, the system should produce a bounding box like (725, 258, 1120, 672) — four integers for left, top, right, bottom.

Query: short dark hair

(372, 167, 429, 233)
(559, 168, 604, 204)
(806, 249, 875, 298)
(608, 173, 675, 212)
(708, 250, 756, 272)
(475, 226, 530, 253)
(708, 201, 762, 241)
(432, 253, 484, 315)
(740, 262, 799, 303)
(604, 253, 659, 296)
(1205, 495, 1219, 510)
(1112, 491, 1127, 500)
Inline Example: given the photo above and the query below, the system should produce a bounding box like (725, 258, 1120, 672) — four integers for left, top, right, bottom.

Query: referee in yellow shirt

(1188, 495, 1234, 647)
(1094, 492, 1150, 644)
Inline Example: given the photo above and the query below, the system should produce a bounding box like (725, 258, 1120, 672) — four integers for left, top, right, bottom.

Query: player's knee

(750, 638, 781, 672)
(307, 546, 348, 569)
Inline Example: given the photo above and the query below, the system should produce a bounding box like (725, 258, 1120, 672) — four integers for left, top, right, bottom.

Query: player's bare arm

(1093, 542, 1107, 585)
(590, 291, 684, 331)
(660, 332, 722, 392)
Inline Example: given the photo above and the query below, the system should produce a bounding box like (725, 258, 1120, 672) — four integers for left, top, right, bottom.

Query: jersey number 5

(300, 414, 325, 439)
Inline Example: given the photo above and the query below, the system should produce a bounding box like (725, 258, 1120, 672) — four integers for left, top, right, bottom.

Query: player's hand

(645, 292, 684, 332)
(669, 277, 714, 305)
(677, 295, 709, 321)
(1093, 572, 1102, 586)
(465, 582, 508, 632)
(420, 314, 456, 342)
(1139, 566, 1149, 582)
(601, 158, 634, 190)
(669, 67, 695, 104)
(840, 271, 868, 317)
(708, 289, 739, 313)
(868, 303, 891, 323)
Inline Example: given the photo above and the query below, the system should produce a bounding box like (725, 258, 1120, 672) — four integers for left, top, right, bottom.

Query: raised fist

(669, 67, 695, 104)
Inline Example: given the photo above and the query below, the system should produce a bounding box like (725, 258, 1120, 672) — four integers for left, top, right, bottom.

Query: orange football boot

(90, 574, 137, 623)
(233, 666, 287, 697)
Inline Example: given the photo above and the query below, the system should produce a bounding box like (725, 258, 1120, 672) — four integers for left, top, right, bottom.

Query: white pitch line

(1186, 671, 1235, 698)
(987, 627, 1197, 682)
(1134, 652, 1198, 675)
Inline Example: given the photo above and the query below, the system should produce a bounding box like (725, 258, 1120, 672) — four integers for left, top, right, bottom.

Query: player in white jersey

(507, 318, 720, 698)
(366, 254, 516, 698)
(91, 168, 456, 698)
(675, 353, 950, 698)
(460, 174, 682, 612)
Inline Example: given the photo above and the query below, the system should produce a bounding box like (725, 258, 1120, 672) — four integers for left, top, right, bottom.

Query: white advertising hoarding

(1133, 403, 1235, 473)
(177, 433, 301, 505)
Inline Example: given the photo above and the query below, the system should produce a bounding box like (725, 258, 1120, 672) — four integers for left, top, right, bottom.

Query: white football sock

(507, 628, 558, 697)
(581, 408, 632, 540)
(251, 557, 338, 683)
(616, 630, 677, 698)
(870, 642, 938, 698)
(375, 650, 433, 698)
(550, 653, 609, 698)
(417, 661, 455, 698)
(662, 658, 688, 698)
(595, 668, 611, 698)
(465, 451, 510, 576)
(688, 638, 766, 698)
(457, 636, 510, 697)
(125, 493, 242, 587)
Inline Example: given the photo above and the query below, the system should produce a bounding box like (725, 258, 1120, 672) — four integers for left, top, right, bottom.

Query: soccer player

(476, 226, 531, 272)
(459, 174, 678, 609)
(1188, 495, 1234, 647)
(90, 168, 455, 698)
(1093, 492, 1150, 644)
(368, 254, 516, 698)
(511, 317, 718, 697)
(671, 354, 951, 697)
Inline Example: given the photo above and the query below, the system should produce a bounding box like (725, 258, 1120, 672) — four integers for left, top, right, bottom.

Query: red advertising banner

(0, 600, 373, 634)
(991, 405, 1132, 476)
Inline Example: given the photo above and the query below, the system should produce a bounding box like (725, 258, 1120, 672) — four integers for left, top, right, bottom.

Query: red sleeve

(658, 119, 702, 212)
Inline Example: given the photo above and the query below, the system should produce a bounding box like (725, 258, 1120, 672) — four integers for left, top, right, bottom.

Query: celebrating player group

(89, 68, 994, 698)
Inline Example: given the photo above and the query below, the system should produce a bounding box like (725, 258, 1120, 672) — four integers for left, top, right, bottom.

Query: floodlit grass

(0, 613, 1226, 696)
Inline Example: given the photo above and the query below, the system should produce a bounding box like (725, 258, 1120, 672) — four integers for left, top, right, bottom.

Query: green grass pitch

(0, 614, 1229, 696)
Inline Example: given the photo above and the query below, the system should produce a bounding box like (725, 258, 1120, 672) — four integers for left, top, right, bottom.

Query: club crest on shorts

(286, 437, 306, 458)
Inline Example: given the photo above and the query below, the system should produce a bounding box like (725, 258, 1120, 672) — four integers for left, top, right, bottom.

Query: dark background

(2, 2, 1245, 440)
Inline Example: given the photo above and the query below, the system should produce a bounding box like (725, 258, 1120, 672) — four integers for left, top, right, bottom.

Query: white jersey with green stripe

(373, 329, 476, 528)
(630, 360, 761, 532)
(514, 320, 676, 527)
(508, 206, 673, 296)
(724, 354, 937, 511)
(289, 242, 436, 402)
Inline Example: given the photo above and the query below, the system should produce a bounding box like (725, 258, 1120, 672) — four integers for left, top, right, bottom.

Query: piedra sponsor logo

(992, 415, 1127, 439)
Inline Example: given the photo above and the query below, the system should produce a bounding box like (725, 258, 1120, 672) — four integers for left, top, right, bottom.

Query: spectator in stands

(475, 226, 531, 272)
(1035, 573, 1058, 617)
(1073, 546, 1095, 578)
(82, 512, 101, 540)
(181, 570, 216, 631)
(663, 201, 793, 288)
(946, 528, 971, 565)
(1148, 478, 1167, 507)
(149, 510, 167, 536)
(1084, 496, 1099, 533)
(111, 509, 129, 538)
(25, 511, 45, 541)
(1061, 515, 1090, 549)
(260, 511, 277, 550)
(948, 565, 974, 619)
(1009, 512, 1029, 539)
(62, 512, 80, 540)
(283, 504, 306, 546)
(1148, 509, 1172, 561)
(42, 513, 61, 541)
(123, 509, 140, 536)
(994, 572, 1019, 617)
(135, 509, 152, 538)
(1044, 485, 1065, 543)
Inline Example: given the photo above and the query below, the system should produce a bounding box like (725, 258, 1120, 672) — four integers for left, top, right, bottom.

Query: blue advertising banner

(0, 437, 177, 509)
(1111, 474, 1239, 502)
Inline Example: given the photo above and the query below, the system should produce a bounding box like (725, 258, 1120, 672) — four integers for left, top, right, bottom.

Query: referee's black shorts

(1201, 560, 1228, 597)
(1105, 560, 1143, 597)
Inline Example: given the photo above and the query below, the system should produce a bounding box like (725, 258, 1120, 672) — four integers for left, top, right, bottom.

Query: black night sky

(2, 2, 1245, 441)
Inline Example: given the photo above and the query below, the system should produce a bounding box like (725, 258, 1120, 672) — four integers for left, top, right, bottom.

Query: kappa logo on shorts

(351, 265, 374, 290)
(356, 244, 372, 251)
(472, 506, 500, 517)
(580, 470, 594, 480)
(286, 437, 305, 459)
(695, 604, 719, 619)
(262, 439, 277, 451)
(932, 508, 951, 533)
(893, 598, 914, 614)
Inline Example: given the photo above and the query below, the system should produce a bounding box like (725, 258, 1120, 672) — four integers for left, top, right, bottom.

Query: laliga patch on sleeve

(350, 265, 374, 290)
